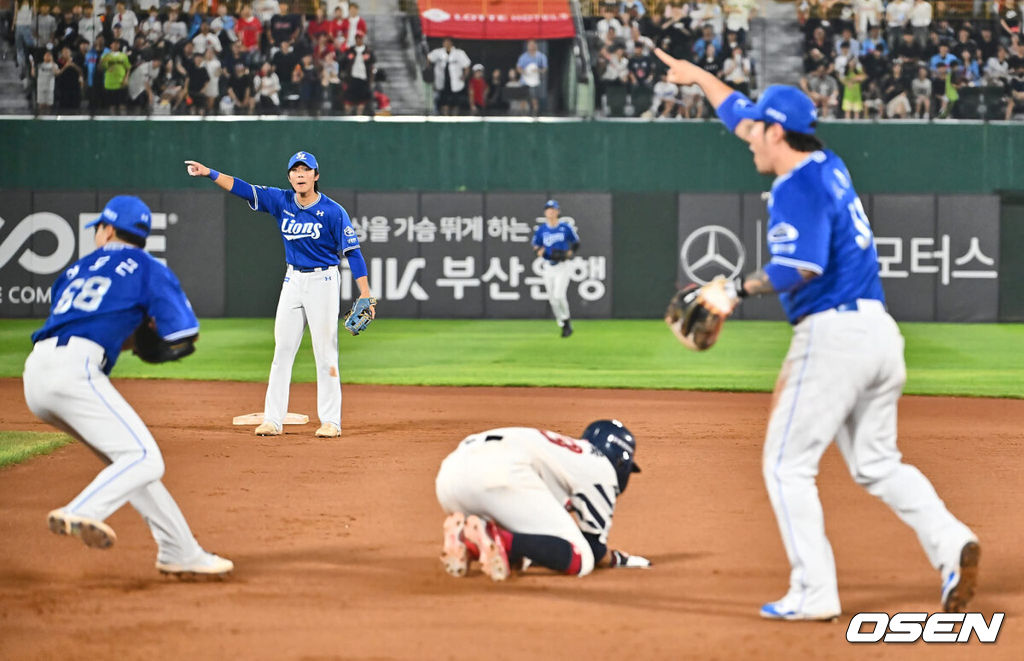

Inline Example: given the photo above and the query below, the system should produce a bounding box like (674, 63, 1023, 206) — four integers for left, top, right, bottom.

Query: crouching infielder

(435, 420, 650, 580)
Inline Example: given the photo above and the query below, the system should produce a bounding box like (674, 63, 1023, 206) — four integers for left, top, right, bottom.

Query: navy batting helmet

(581, 419, 640, 492)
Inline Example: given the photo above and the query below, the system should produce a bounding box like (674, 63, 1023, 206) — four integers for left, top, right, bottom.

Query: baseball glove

(131, 320, 196, 363)
(547, 249, 569, 262)
(344, 297, 377, 336)
(665, 277, 739, 351)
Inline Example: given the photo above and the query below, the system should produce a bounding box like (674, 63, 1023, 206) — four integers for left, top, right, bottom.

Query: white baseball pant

(435, 441, 596, 575)
(763, 300, 975, 615)
(542, 260, 573, 327)
(22, 336, 203, 564)
(263, 265, 341, 430)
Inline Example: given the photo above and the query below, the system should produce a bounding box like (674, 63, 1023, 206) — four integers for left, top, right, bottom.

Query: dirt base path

(1, 379, 1021, 660)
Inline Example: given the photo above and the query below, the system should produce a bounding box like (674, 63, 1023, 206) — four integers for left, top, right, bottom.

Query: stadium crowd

(4, 0, 391, 115)
(796, 0, 1024, 119)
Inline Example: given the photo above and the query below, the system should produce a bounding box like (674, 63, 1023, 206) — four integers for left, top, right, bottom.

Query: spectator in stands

(153, 57, 185, 112)
(327, 6, 347, 50)
(696, 41, 722, 78)
(58, 7, 81, 50)
(201, 46, 222, 113)
(680, 80, 707, 117)
(692, 24, 721, 60)
(140, 7, 161, 44)
(977, 25, 998, 63)
(427, 37, 470, 115)
(835, 40, 855, 74)
(341, 31, 373, 115)
(985, 45, 1011, 84)
(931, 61, 952, 117)
(127, 50, 158, 113)
(1001, 0, 1022, 44)
(254, 0, 279, 24)
(14, 1, 35, 77)
(313, 32, 335, 63)
(222, 39, 249, 71)
(658, 2, 693, 62)
(112, 2, 136, 44)
(213, 4, 236, 47)
(100, 38, 130, 114)
(879, 62, 910, 117)
(55, 45, 84, 111)
(840, 57, 866, 118)
(79, 4, 101, 52)
(723, 0, 757, 48)
(885, 0, 912, 50)
(236, 4, 262, 55)
(597, 3, 626, 42)
(861, 23, 887, 56)
(803, 47, 832, 74)
(691, 0, 723, 36)
(598, 41, 629, 88)
(295, 52, 319, 114)
(909, 0, 932, 48)
(861, 42, 888, 81)
(164, 7, 188, 46)
(652, 71, 680, 117)
(308, 5, 330, 43)
(893, 27, 923, 65)
(254, 59, 281, 111)
(193, 20, 222, 56)
(1004, 57, 1024, 119)
(468, 63, 488, 115)
(834, 26, 860, 59)
(721, 44, 752, 96)
(930, 42, 959, 71)
(320, 49, 341, 108)
(327, 0, 350, 20)
(36, 4, 57, 49)
(628, 40, 655, 88)
(273, 39, 299, 105)
(516, 39, 548, 115)
(801, 61, 840, 116)
(341, 2, 366, 50)
(911, 64, 931, 117)
(85, 35, 107, 112)
(854, 0, 882, 40)
(373, 87, 392, 115)
(804, 25, 831, 59)
(485, 68, 507, 114)
(959, 48, 981, 85)
(620, 0, 646, 17)
(185, 51, 210, 114)
(33, 48, 57, 114)
(268, 2, 302, 55)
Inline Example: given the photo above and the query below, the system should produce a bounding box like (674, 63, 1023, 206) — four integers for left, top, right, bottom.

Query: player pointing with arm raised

(22, 196, 232, 578)
(655, 49, 979, 619)
(185, 152, 375, 439)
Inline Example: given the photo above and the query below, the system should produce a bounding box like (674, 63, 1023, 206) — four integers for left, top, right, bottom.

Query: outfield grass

(0, 431, 74, 469)
(0, 319, 1020, 398)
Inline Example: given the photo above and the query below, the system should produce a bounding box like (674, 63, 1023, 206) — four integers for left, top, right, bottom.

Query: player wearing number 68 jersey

(656, 49, 978, 620)
(22, 195, 232, 577)
(435, 420, 649, 581)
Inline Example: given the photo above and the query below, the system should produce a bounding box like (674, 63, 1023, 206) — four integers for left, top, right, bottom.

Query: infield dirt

(1, 379, 1021, 660)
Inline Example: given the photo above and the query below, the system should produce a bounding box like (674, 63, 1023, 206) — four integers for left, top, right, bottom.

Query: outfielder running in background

(656, 50, 979, 620)
(532, 199, 579, 338)
(185, 152, 375, 438)
(22, 196, 233, 577)
(435, 420, 650, 581)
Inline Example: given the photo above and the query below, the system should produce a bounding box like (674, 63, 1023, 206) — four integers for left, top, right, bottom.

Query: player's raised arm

(654, 48, 754, 139)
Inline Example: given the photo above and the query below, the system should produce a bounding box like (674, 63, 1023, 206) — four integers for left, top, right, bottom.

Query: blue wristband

(208, 169, 220, 181)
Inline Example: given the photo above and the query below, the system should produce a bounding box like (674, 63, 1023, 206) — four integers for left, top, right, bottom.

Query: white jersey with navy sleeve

(435, 427, 618, 575)
(247, 187, 360, 268)
(767, 150, 885, 324)
(31, 244, 198, 373)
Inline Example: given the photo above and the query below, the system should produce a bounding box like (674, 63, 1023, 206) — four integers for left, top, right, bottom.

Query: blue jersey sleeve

(145, 261, 199, 341)
(715, 91, 755, 134)
(340, 207, 360, 254)
(248, 185, 288, 217)
(565, 222, 580, 244)
(767, 179, 830, 278)
(531, 226, 543, 248)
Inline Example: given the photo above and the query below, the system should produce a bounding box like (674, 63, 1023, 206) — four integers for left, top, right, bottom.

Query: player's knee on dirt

(509, 533, 594, 576)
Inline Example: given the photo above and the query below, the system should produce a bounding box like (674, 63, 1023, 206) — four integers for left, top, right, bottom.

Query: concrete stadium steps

(0, 48, 30, 113)
(367, 7, 427, 114)
(757, 0, 804, 88)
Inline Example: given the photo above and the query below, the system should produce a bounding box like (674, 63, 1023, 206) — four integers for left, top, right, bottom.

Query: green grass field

(1, 319, 1021, 398)
(0, 431, 74, 469)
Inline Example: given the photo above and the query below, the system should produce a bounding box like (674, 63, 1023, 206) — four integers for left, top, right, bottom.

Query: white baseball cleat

(759, 601, 840, 622)
(314, 422, 341, 438)
(47, 509, 117, 550)
(157, 551, 234, 579)
(440, 512, 470, 577)
(462, 515, 510, 582)
(255, 421, 281, 436)
(941, 540, 980, 612)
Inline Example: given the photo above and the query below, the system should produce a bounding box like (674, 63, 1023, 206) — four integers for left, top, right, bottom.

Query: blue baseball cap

(85, 195, 152, 239)
(287, 150, 319, 171)
(734, 85, 818, 135)
(544, 199, 559, 210)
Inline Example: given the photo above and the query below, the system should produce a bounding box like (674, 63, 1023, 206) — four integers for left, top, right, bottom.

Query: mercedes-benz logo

(680, 225, 745, 284)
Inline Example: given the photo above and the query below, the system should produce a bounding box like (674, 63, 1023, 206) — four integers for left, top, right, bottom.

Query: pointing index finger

(653, 48, 676, 66)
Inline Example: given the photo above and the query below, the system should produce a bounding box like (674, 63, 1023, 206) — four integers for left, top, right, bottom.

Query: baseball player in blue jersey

(656, 49, 979, 620)
(531, 200, 580, 337)
(185, 152, 375, 438)
(22, 196, 233, 577)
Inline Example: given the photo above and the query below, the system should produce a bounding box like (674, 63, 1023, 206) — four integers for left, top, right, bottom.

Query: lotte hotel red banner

(420, 0, 576, 40)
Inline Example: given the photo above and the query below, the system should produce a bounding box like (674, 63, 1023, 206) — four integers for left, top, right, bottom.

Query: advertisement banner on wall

(0, 192, 225, 319)
(677, 193, 1000, 322)
(339, 192, 613, 319)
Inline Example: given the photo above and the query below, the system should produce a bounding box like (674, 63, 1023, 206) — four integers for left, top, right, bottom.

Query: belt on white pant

(33, 335, 108, 370)
(288, 264, 338, 274)
(796, 298, 886, 324)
